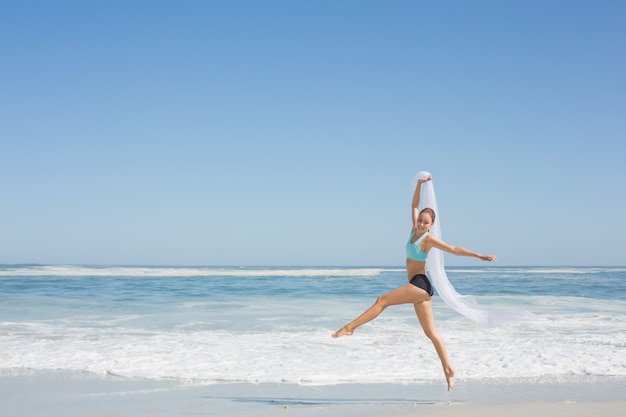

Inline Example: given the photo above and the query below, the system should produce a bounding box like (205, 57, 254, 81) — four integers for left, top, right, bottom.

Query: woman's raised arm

(411, 175, 431, 230)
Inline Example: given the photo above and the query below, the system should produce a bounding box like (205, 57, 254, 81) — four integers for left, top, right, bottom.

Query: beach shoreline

(3, 266, 625, 416)
(2, 371, 625, 417)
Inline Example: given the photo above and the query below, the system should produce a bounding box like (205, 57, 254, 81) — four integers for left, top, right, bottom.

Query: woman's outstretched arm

(427, 235, 497, 262)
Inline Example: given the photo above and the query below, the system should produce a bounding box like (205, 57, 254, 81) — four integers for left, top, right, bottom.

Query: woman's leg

(332, 284, 429, 338)
(413, 300, 455, 391)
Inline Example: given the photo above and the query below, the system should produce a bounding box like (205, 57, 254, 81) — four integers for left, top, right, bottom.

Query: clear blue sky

(1, 1, 624, 266)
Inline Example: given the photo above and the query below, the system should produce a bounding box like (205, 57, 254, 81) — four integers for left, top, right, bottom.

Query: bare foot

(332, 326, 353, 338)
(445, 367, 455, 391)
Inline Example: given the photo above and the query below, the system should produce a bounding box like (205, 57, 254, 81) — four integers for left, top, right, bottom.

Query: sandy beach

(2, 371, 625, 417)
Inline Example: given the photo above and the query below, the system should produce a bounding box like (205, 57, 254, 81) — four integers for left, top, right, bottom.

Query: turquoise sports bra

(406, 231, 429, 262)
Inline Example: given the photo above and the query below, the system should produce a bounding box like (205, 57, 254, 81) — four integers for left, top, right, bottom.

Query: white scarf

(412, 171, 532, 325)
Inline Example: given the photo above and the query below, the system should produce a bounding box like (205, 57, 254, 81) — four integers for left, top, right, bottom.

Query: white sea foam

(2, 298, 625, 385)
(3, 265, 621, 277)
(450, 267, 626, 275)
(0, 265, 390, 277)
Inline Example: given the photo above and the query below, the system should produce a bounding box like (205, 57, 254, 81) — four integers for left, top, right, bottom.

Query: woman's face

(416, 213, 432, 231)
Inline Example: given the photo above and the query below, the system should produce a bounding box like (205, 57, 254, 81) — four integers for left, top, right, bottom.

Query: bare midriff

(406, 258, 427, 281)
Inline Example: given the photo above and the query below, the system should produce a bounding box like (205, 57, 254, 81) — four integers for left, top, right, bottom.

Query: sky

(1, 0, 625, 267)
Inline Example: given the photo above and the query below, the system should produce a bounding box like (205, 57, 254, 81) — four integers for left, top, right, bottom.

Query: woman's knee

(422, 327, 439, 341)
(375, 295, 388, 308)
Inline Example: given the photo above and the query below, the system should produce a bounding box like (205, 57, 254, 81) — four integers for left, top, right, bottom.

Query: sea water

(1, 265, 625, 385)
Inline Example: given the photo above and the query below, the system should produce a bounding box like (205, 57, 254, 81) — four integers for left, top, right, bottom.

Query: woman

(332, 175, 497, 391)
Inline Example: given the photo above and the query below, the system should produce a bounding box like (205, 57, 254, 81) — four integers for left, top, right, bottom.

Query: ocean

(1, 265, 625, 386)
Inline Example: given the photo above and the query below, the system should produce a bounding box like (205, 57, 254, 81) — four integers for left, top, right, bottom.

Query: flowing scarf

(412, 171, 532, 326)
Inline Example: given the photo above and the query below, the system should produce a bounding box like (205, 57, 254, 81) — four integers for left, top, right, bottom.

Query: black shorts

(409, 274, 434, 297)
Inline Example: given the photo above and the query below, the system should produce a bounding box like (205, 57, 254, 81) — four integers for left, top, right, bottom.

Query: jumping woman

(332, 175, 497, 391)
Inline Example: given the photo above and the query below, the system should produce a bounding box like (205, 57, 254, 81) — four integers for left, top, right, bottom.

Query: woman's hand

(478, 254, 497, 262)
(418, 175, 432, 185)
